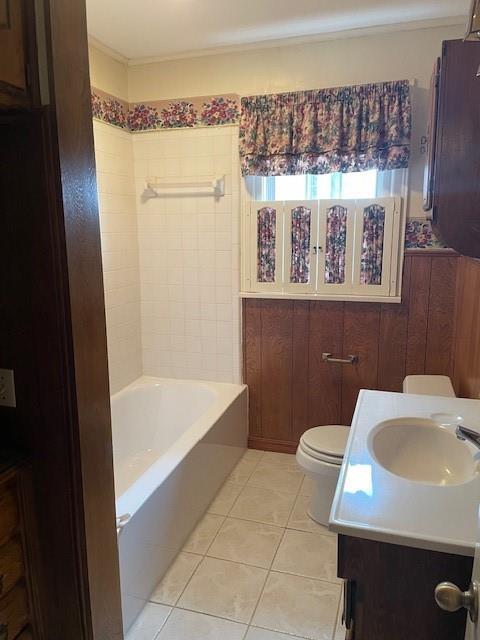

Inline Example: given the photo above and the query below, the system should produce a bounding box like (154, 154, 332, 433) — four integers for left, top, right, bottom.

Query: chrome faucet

(456, 425, 480, 450)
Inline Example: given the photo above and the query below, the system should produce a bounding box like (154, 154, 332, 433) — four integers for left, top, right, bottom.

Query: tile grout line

(243, 462, 297, 635)
(143, 450, 334, 640)
(242, 516, 289, 636)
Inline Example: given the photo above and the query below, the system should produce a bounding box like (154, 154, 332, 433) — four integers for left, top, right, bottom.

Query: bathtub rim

(111, 375, 247, 520)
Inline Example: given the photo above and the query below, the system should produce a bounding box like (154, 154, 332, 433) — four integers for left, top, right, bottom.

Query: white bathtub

(111, 376, 248, 632)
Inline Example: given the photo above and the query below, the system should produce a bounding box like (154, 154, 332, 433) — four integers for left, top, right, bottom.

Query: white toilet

(296, 374, 456, 525)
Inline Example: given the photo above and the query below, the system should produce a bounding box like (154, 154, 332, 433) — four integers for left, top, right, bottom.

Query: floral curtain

(257, 207, 277, 283)
(239, 80, 411, 176)
(290, 206, 311, 284)
(325, 205, 348, 284)
(360, 204, 385, 285)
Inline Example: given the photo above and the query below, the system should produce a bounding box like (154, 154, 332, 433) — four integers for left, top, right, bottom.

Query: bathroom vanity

(330, 390, 480, 640)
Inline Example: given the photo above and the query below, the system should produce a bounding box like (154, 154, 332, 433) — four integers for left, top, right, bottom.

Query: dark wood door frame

(44, 1, 123, 635)
(1, 0, 123, 638)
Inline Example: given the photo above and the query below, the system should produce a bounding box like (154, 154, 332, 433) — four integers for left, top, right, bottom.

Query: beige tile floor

(126, 449, 346, 640)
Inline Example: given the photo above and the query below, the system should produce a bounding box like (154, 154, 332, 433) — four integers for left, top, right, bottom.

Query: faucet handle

(456, 425, 480, 448)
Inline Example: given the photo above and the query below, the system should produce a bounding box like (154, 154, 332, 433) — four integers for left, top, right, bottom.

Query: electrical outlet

(0, 369, 16, 407)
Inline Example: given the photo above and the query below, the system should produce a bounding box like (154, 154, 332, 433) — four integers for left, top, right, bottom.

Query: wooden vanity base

(338, 534, 474, 640)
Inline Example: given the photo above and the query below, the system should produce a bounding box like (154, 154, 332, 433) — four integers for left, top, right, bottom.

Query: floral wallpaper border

(91, 87, 240, 132)
(91, 88, 447, 251)
(404, 219, 446, 249)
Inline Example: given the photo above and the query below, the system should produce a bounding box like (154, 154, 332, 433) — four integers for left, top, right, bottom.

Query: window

(243, 196, 404, 302)
(246, 168, 406, 202)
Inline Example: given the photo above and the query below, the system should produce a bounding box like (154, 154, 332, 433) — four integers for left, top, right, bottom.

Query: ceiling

(86, 0, 469, 62)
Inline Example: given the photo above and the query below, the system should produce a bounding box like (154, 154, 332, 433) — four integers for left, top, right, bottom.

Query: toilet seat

(299, 425, 349, 465)
(299, 440, 343, 465)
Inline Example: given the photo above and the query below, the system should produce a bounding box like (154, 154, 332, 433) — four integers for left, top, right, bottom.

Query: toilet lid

(300, 425, 350, 459)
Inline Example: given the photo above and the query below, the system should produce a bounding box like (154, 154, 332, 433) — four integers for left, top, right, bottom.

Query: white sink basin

(369, 417, 478, 486)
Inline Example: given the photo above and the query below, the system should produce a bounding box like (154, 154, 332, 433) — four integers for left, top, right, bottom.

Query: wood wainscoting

(453, 257, 480, 399)
(243, 251, 459, 453)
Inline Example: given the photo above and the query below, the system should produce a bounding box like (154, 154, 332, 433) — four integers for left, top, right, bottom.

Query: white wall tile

(129, 129, 244, 385)
(97, 123, 241, 388)
(94, 122, 142, 394)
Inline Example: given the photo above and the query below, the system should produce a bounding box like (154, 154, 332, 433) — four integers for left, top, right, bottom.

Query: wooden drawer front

(0, 583, 29, 639)
(0, 538, 23, 599)
(0, 484, 18, 547)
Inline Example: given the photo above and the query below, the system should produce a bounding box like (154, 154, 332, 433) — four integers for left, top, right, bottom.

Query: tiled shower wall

(93, 121, 143, 393)
(133, 126, 241, 383)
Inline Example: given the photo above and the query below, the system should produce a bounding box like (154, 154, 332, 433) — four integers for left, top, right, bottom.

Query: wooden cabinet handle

(0, 623, 8, 640)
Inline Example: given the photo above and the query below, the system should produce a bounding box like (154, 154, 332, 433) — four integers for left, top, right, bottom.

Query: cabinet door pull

(322, 352, 358, 365)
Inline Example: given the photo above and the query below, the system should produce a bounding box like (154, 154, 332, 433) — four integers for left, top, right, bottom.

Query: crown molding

(88, 35, 129, 64)
(125, 15, 465, 66)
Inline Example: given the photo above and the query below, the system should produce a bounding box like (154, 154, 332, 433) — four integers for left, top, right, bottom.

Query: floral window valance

(239, 80, 411, 176)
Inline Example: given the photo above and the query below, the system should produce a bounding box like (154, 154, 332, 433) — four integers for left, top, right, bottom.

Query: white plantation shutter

(283, 201, 318, 294)
(243, 197, 403, 301)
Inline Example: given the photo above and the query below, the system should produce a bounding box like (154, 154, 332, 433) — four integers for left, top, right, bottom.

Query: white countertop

(329, 390, 480, 557)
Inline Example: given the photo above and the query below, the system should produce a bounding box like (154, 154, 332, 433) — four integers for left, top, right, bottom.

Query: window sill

(240, 291, 401, 304)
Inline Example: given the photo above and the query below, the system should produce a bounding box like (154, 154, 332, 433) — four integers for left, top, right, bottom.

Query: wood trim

(0, 1, 122, 637)
(42, 0, 123, 636)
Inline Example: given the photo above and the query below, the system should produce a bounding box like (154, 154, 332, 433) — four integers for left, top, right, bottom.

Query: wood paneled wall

(453, 257, 480, 399)
(243, 252, 459, 453)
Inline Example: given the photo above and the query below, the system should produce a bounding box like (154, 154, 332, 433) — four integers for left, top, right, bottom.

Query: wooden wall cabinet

(338, 535, 473, 640)
(432, 39, 480, 258)
(0, 0, 39, 108)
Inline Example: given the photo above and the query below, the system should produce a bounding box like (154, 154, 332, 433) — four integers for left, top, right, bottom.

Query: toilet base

(307, 475, 339, 526)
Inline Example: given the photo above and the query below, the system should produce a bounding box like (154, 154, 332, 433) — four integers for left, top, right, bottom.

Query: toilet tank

(402, 375, 456, 397)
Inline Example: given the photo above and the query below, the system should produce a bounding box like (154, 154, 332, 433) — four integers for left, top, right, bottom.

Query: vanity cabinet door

(338, 534, 473, 640)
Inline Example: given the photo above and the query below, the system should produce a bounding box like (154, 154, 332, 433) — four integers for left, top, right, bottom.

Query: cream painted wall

(127, 26, 461, 101)
(88, 44, 129, 101)
(127, 24, 464, 218)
